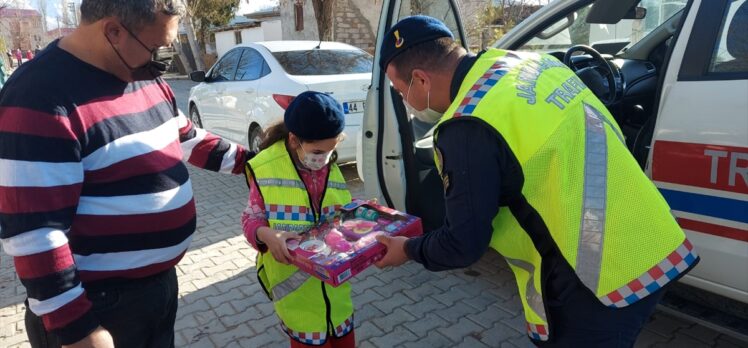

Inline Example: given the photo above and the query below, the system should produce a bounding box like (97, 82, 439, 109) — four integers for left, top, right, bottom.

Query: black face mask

(105, 23, 167, 79)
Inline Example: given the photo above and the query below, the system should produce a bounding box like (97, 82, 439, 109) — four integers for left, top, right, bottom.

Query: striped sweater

(0, 43, 249, 343)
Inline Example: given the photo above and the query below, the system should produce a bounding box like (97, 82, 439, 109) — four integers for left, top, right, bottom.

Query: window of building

(294, 3, 304, 31)
(234, 31, 242, 45)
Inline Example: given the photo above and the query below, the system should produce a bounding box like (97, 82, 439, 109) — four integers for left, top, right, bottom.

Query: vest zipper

(320, 281, 334, 336)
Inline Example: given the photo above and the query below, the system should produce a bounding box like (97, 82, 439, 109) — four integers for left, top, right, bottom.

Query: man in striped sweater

(0, 1, 251, 347)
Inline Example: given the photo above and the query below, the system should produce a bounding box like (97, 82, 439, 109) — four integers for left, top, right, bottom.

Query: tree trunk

(182, 12, 205, 71)
(37, 0, 47, 33)
(312, 0, 335, 41)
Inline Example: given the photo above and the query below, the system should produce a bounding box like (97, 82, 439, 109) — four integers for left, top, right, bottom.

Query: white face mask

(298, 142, 333, 170)
(404, 77, 443, 124)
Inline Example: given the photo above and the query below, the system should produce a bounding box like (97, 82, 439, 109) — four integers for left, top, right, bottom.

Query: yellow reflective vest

(434, 49, 699, 341)
(245, 140, 353, 344)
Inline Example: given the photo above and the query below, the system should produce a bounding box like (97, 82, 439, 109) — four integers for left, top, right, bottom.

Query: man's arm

(377, 119, 521, 271)
(0, 105, 101, 345)
(176, 109, 252, 174)
(157, 80, 253, 173)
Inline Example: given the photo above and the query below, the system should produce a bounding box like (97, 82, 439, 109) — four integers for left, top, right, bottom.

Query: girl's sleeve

(241, 175, 269, 253)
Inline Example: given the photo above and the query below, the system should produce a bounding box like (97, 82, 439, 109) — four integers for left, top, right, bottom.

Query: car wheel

(248, 125, 263, 153)
(189, 106, 203, 128)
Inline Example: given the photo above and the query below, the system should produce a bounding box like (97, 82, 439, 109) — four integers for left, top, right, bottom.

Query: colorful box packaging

(286, 199, 423, 286)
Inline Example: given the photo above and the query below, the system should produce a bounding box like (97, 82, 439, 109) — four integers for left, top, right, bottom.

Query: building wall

(241, 27, 265, 44)
(214, 22, 283, 57)
(279, 0, 319, 40)
(0, 14, 46, 52)
(214, 31, 237, 57)
(262, 20, 283, 41)
(334, 0, 377, 53)
(277, 0, 498, 54)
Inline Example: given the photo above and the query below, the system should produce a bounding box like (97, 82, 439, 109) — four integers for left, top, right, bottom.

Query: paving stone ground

(2, 166, 745, 348)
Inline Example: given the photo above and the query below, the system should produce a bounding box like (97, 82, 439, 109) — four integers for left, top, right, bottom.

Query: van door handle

(385, 155, 402, 160)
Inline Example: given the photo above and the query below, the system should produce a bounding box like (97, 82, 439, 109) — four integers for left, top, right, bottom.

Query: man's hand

(257, 227, 302, 264)
(63, 326, 114, 348)
(374, 235, 410, 268)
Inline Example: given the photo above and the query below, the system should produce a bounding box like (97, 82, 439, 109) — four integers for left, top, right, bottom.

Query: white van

(359, 0, 748, 303)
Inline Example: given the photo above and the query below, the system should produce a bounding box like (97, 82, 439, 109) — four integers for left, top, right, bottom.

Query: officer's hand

(63, 326, 114, 348)
(257, 227, 301, 264)
(374, 235, 410, 268)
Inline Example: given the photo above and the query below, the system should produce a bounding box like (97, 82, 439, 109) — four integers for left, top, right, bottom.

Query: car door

(362, 0, 468, 230)
(222, 47, 269, 146)
(648, 0, 748, 303)
(201, 48, 242, 136)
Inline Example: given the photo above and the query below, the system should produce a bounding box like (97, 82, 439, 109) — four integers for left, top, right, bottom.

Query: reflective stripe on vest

(271, 270, 312, 302)
(280, 316, 354, 345)
(601, 238, 697, 307)
(256, 178, 306, 189)
(257, 178, 348, 191)
(265, 204, 315, 222)
(504, 257, 549, 340)
(575, 103, 610, 293)
(264, 204, 342, 223)
(321, 204, 343, 218)
(454, 62, 508, 118)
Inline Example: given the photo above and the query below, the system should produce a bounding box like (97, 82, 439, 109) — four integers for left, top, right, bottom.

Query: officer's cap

(379, 15, 454, 70)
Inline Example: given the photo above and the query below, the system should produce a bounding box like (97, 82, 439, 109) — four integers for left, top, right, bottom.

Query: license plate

(343, 101, 365, 114)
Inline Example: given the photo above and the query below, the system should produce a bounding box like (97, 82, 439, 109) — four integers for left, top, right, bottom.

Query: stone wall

(278, 0, 379, 53)
(334, 0, 377, 53)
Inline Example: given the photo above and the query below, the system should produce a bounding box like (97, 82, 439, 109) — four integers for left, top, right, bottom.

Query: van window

(518, 0, 687, 54)
(709, 0, 748, 73)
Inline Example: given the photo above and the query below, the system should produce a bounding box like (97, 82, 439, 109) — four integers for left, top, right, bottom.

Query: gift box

(286, 199, 423, 286)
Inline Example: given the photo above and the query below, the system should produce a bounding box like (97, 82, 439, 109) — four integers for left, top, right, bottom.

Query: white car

(188, 41, 372, 162)
(360, 0, 748, 303)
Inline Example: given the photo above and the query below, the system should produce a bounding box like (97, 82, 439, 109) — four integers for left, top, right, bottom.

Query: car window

(517, 0, 688, 54)
(210, 49, 242, 82)
(709, 0, 748, 73)
(271, 50, 373, 75)
(235, 48, 270, 81)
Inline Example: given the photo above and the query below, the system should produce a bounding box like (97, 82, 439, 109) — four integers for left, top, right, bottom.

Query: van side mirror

(190, 71, 206, 83)
(624, 6, 647, 20)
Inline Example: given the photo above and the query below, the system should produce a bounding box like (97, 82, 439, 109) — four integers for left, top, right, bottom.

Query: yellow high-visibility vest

(434, 49, 698, 341)
(246, 140, 353, 344)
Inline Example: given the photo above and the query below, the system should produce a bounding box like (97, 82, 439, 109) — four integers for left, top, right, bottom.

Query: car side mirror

(623, 6, 647, 20)
(190, 71, 206, 83)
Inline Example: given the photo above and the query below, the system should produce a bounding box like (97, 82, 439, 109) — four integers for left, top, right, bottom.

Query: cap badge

(394, 30, 404, 48)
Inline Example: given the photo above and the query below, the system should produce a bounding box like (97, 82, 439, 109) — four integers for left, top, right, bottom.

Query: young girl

(242, 91, 355, 348)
